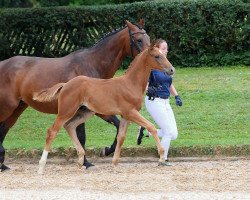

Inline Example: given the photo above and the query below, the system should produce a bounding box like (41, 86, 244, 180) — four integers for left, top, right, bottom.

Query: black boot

(137, 126, 148, 145)
(83, 156, 95, 169)
(0, 163, 10, 172)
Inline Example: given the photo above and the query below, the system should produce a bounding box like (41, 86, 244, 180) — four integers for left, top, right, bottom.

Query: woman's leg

(145, 97, 178, 160)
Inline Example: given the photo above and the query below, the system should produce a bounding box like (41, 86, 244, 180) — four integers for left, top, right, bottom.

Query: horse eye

(155, 55, 160, 59)
(137, 39, 142, 43)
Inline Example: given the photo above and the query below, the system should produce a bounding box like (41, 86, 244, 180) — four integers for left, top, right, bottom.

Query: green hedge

(0, 0, 249, 67)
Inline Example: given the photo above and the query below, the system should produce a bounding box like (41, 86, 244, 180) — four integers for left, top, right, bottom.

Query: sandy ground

(0, 156, 249, 200)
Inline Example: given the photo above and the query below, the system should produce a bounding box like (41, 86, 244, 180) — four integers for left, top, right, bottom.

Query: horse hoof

(0, 164, 10, 172)
(83, 161, 95, 169)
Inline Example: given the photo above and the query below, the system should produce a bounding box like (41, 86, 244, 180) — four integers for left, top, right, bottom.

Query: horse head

(125, 19, 150, 57)
(147, 42, 175, 76)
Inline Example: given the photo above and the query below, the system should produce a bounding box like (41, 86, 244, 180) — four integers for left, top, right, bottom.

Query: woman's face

(159, 41, 168, 56)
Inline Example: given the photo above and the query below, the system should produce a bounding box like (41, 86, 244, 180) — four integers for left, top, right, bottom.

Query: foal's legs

(112, 118, 129, 166)
(76, 113, 120, 157)
(125, 110, 165, 163)
(0, 101, 28, 171)
(64, 109, 95, 168)
(96, 114, 120, 157)
(38, 116, 66, 174)
(38, 109, 95, 174)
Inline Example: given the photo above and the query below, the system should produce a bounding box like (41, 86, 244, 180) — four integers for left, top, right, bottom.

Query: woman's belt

(155, 95, 168, 99)
(146, 95, 168, 99)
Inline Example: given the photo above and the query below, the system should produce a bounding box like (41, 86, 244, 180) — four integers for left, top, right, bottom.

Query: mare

(33, 43, 175, 174)
(0, 20, 150, 171)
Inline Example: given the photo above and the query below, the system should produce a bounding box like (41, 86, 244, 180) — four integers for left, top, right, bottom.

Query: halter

(128, 29, 146, 57)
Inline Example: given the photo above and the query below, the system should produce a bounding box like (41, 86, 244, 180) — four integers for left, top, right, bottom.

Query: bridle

(128, 28, 147, 57)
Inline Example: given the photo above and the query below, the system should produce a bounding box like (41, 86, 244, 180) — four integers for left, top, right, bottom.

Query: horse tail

(33, 83, 65, 102)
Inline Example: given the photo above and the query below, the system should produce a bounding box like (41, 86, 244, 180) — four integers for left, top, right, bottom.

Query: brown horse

(33, 44, 175, 174)
(0, 20, 150, 171)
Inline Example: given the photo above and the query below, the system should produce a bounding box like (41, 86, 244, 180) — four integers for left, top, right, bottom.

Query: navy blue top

(148, 70, 172, 98)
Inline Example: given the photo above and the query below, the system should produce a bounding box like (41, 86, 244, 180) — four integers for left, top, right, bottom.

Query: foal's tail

(33, 83, 65, 102)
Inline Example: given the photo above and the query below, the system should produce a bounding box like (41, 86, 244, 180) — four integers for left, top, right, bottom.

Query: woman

(137, 39, 182, 166)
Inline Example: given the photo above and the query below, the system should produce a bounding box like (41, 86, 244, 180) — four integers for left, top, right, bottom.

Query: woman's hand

(175, 95, 182, 106)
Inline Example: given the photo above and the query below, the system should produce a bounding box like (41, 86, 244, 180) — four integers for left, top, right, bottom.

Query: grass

(3, 66, 250, 151)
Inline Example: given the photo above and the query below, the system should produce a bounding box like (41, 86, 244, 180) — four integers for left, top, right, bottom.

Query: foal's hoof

(37, 168, 45, 175)
(83, 161, 95, 169)
(0, 164, 10, 172)
(112, 159, 119, 167)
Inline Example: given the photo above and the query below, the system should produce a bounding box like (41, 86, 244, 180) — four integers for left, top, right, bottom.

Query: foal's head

(147, 43, 175, 75)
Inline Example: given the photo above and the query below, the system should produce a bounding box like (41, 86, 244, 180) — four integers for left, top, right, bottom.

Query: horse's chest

(129, 96, 143, 110)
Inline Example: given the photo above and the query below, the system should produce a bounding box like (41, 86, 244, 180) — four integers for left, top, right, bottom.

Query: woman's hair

(154, 39, 167, 48)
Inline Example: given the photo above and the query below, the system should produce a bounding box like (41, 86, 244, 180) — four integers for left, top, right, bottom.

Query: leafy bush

(0, 0, 249, 67)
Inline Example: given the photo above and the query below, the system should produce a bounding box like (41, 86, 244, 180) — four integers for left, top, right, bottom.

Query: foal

(34, 44, 175, 174)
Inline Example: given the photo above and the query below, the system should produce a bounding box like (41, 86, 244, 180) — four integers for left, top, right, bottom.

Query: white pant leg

(145, 97, 178, 160)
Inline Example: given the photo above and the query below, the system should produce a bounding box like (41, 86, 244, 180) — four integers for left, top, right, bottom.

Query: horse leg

(75, 123, 90, 165)
(112, 118, 129, 166)
(38, 116, 66, 174)
(75, 106, 95, 167)
(125, 110, 165, 163)
(64, 108, 95, 169)
(0, 122, 9, 172)
(76, 123, 86, 148)
(95, 114, 120, 157)
(0, 101, 28, 172)
(75, 106, 87, 149)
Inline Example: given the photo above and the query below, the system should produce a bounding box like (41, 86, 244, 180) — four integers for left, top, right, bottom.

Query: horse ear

(125, 20, 137, 32)
(138, 19, 145, 28)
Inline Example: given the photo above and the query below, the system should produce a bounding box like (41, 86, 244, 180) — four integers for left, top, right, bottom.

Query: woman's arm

(170, 84, 178, 96)
(170, 84, 183, 106)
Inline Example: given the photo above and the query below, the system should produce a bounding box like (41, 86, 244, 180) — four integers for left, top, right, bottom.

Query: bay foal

(34, 44, 175, 174)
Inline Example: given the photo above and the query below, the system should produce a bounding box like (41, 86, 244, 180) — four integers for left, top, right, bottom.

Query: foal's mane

(124, 50, 144, 74)
(124, 43, 156, 74)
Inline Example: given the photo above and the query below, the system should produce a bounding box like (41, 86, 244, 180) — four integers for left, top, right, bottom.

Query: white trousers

(145, 97, 178, 160)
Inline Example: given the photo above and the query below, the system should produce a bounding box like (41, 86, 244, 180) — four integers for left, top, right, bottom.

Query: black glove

(175, 95, 182, 106)
(146, 86, 157, 100)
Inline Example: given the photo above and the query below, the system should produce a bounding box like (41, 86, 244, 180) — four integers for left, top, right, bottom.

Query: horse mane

(70, 26, 127, 54)
(94, 23, 143, 46)
(93, 25, 127, 47)
(71, 23, 144, 54)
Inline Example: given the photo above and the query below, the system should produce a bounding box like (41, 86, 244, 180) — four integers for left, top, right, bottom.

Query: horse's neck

(76, 29, 128, 79)
(124, 52, 151, 94)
